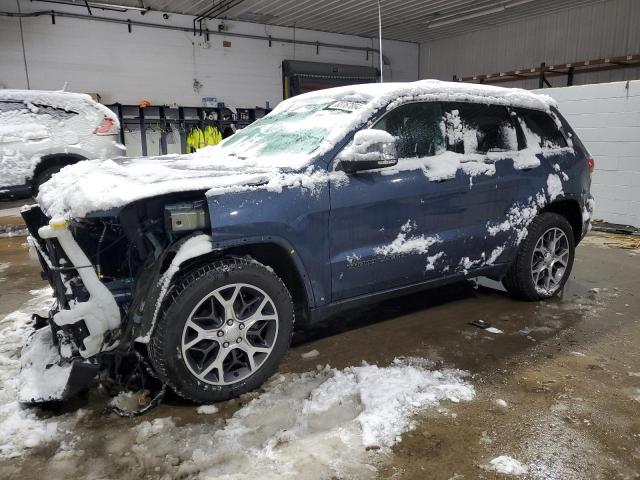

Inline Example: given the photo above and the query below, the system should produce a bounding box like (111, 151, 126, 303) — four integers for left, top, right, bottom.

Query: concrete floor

(0, 215, 639, 479)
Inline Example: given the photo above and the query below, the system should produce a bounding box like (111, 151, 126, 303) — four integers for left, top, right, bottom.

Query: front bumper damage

(19, 327, 100, 403)
(38, 218, 121, 358)
(18, 208, 122, 403)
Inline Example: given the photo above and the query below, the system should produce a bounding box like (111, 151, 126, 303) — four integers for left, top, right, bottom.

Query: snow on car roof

(0, 89, 117, 124)
(273, 79, 556, 115)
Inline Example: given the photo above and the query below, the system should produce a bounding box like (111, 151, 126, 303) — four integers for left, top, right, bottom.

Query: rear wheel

(503, 212, 575, 300)
(148, 258, 294, 403)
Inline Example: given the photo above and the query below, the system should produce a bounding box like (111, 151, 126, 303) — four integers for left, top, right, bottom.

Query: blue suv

(22, 80, 593, 404)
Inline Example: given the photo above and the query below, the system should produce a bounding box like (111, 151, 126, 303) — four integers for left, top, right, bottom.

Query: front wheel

(148, 258, 294, 403)
(503, 212, 575, 301)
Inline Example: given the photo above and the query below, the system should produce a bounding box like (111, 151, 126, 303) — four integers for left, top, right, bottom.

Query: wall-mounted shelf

(454, 53, 640, 88)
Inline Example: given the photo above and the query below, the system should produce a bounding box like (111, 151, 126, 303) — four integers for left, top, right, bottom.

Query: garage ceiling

(88, 0, 608, 43)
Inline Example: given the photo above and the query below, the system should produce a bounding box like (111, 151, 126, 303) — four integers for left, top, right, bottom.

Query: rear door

(438, 102, 523, 268)
(486, 107, 575, 257)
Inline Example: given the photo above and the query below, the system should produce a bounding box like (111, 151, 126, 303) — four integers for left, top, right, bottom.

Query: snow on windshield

(218, 99, 366, 166)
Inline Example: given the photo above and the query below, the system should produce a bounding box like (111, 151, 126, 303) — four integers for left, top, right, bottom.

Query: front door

(328, 100, 525, 302)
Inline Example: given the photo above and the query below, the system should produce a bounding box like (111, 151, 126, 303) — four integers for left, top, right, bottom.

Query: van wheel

(148, 258, 294, 403)
(33, 166, 63, 195)
(503, 213, 575, 301)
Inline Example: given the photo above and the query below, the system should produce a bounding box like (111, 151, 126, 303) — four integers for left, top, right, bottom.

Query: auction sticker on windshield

(325, 101, 366, 112)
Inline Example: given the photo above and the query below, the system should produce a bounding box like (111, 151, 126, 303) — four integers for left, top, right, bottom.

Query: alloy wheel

(181, 283, 279, 385)
(531, 227, 570, 295)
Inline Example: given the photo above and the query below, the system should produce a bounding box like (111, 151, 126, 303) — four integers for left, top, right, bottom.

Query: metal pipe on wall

(0, 9, 381, 58)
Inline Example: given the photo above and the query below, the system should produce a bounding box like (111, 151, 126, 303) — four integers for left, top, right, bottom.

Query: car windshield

(217, 99, 367, 168)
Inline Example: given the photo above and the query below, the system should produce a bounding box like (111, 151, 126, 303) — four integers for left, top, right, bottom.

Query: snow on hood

(37, 153, 278, 217)
(37, 149, 347, 218)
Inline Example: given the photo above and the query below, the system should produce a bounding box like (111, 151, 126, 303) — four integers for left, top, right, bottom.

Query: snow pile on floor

(487, 455, 529, 475)
(102, 358, 474, 479)
(155, 357, 474, 479)
(0, 288, 60, 459)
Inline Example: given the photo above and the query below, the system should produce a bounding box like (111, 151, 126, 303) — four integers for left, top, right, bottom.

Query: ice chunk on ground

(300, 349, 320, 359)
(485, 327, 504, 334)
(196, 405, 220, 415)
(134, 417, 175, 443)
(487, 455, 529, 475)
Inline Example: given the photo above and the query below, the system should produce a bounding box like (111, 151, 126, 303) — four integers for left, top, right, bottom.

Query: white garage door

(537, 80, 640, 228)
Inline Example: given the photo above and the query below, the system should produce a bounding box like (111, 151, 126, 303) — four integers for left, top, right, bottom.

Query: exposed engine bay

(19, 191, 212, 405)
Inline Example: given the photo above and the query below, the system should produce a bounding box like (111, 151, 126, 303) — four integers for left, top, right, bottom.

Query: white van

(0, 89, 125, 198)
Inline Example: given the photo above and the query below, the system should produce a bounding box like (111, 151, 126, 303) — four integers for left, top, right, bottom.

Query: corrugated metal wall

(419, 0, 640, 89)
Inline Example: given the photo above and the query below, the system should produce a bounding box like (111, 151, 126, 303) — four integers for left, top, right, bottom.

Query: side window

(513, 108, 567, 149)
(372, 102, 445, 158)
(31, 104, 77, 120)
(443, 103, 518, 154)
(0, 101, 76, 120)
(0, 101, 29, 114)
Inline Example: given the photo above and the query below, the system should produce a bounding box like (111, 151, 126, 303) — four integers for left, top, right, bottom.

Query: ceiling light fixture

(427, 0, 537, 29)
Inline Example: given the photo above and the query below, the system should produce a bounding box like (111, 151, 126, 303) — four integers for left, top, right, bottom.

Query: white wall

(0, 1, 418, 108)
(538, 80, 640, 227)
(419, 0, 640, 89)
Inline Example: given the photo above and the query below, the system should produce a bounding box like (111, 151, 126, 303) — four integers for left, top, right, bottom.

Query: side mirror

(338, 129, 398, 173)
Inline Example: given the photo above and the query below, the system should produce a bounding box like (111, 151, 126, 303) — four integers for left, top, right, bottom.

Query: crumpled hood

(37, 152, 282, 218)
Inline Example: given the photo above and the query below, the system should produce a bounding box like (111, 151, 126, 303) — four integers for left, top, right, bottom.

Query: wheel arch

(541, 198, 582, 244)
(176, 239, 314, 326)
(33, 153, 86, 180)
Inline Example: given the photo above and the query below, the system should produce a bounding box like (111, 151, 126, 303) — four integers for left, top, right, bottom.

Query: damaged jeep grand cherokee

(20, 80, 594, 404)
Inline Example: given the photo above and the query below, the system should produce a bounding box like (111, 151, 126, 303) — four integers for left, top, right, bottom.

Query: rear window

(513, 108, 567, 149)
(442, 103, 518, 154)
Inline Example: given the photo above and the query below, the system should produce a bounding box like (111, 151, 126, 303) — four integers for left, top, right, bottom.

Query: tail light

(586, 155, 595, 174)
(94, 116, 118, 135)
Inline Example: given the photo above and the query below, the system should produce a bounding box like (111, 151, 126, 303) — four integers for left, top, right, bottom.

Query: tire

(503, 212, 575, 301)
(148, 258, 294, 403)
(33, 165, 64, 195)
